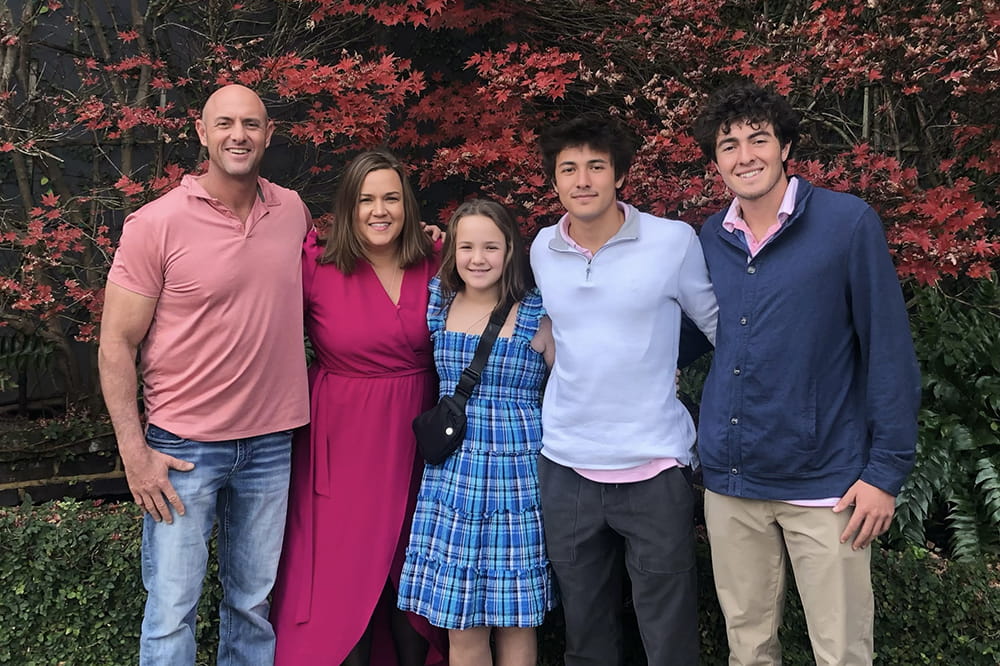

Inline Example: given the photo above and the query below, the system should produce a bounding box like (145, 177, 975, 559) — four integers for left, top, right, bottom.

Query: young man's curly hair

(692, 82, 802, 166)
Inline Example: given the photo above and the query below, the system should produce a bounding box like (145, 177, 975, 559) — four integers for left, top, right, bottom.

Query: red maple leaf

(114, 176, 145, 197)
(424, 0, 446, 15)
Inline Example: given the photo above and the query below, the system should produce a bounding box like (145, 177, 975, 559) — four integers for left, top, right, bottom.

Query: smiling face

(354, 168, 405, 254)
(553, 145, 625, 227)
(195, 85, 273, 182)
(713, 120, 791, 206)
(453, 213, 508, 297)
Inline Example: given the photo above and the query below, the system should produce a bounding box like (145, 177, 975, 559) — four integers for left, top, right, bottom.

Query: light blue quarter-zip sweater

(530, 203, 718, 469)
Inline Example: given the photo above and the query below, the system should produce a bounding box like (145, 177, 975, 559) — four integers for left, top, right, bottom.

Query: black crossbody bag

(413, 298, 514, 465)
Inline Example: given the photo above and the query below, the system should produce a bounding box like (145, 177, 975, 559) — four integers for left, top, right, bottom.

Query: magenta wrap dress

(272, 230, 446, 665)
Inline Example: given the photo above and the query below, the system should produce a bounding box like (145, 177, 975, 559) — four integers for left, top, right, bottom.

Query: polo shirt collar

(181, 174, 278, 208)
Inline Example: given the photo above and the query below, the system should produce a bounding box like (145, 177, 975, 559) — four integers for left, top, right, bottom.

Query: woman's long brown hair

(318, 149, 432, 273)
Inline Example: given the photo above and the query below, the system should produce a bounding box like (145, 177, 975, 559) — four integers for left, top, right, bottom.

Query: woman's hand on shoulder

(421, 221, 445, 243)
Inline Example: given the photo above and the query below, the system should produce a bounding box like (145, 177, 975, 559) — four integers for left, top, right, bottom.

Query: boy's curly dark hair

(692, 82, 801, 166)
(539, 112, 637, 184)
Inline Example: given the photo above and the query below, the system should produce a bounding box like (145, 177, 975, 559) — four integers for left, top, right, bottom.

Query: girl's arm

(530, 315, 555, 369)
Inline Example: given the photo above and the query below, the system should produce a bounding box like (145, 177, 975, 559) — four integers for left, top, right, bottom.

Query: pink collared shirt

(558, 209, 683, 483)
(721, 177, 838, 507)
(721, 177, 798, 258)
(557, 214, 594, 259)
(108, 175, 311, 441)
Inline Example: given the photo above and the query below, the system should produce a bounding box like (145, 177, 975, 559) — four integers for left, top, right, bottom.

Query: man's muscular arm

(99, 282, 194, 523)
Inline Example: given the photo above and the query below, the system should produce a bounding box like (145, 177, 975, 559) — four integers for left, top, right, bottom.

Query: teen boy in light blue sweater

(530, 113, 717, 666)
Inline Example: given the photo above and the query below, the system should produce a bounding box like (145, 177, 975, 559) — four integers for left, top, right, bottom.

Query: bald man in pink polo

(99, 85, 310, 665)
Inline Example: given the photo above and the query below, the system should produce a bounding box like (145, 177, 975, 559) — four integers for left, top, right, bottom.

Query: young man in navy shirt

(693, 82, 921, 665)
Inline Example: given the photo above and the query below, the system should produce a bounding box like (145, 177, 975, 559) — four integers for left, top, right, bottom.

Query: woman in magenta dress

(272, 149, 446, 665)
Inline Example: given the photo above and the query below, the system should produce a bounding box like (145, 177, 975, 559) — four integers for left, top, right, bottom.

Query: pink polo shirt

(722, 178, 837, 507)
(558, 209, 681, 484)
(108, 174, 311, 442)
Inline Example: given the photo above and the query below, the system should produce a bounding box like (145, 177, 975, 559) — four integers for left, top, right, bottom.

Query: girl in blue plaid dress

(398, 199, 557, 665)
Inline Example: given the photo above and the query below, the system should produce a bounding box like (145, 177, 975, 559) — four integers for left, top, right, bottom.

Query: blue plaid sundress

(397, 278, 557, 629)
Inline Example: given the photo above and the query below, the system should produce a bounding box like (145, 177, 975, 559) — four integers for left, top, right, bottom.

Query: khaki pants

(704, 490, 873, 666)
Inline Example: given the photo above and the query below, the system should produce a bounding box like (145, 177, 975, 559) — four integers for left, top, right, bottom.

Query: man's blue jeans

(138, 424, 292, 666)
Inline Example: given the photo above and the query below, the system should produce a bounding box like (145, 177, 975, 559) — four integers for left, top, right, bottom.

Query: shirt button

(731, 467, 739, 474)
(733, 367, 741, 375)
(739, 316, 748, 325)
(747, 265, 757, 274)
(730, 417, 739, 425)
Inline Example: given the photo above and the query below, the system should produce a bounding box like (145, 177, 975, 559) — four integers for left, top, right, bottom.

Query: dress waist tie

(295, 364, 429, 624)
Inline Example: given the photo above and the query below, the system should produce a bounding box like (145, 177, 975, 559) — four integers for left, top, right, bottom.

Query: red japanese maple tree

(1, 0, 997, 402)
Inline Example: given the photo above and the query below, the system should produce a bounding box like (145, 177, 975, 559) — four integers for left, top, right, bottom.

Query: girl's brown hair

(438, 198, 532, 307)
(318, 149, 431, 273)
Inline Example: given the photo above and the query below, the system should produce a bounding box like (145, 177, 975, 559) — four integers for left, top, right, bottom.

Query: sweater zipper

(586, 236, 634, 281)
(549, 244, 593, 281)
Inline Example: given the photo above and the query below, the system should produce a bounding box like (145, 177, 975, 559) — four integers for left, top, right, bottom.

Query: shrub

(893, 277, 1000, 560)
(870, 547, 999, 665)
(2, 500, 997, 665)
(0, 500, 220, 666)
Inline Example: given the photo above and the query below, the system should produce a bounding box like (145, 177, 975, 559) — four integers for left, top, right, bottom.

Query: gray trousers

(538, 456, 700, 666)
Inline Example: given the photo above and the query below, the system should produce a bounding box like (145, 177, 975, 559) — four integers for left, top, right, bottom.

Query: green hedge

(0, 500, 220, 666)
(1, 500, 997, 665)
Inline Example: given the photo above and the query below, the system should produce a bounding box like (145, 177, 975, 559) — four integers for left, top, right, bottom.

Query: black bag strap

(451, 298, 515, 407)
